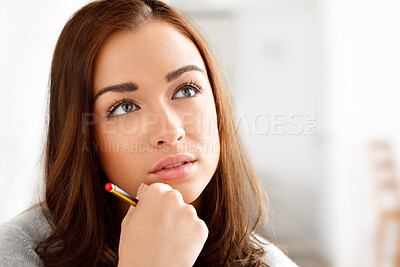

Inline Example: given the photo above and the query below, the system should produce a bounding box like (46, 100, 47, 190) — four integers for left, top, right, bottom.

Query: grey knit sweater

(0, 206, 298, 266)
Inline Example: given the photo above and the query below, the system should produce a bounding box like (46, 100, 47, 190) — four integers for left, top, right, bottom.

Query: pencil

(105, 183, 138, 206)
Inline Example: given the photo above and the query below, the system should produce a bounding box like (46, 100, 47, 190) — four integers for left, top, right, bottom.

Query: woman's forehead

(93, 21, 207, 92)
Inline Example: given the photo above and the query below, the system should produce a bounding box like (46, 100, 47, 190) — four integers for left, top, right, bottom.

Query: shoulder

(0, 204, 51, 267)
(251, 234, 299, 267)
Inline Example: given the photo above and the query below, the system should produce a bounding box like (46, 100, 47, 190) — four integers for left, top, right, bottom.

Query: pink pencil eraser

(105, 183, 113, 192)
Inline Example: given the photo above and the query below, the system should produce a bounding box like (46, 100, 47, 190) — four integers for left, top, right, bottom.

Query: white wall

(322, 0, 400, 266)
(0, 0, 90, 225)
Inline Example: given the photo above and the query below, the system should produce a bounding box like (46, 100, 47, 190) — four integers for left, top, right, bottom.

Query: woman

(0, 0, 298, 266)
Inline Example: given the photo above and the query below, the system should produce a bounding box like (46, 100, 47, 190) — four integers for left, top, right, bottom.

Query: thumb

(135, 183, 148, 200)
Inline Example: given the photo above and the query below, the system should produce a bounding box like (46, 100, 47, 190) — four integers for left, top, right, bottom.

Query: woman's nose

(148, 109, 185, 148)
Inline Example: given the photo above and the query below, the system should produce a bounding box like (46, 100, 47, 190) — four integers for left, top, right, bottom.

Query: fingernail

(137, 183, 144, 195)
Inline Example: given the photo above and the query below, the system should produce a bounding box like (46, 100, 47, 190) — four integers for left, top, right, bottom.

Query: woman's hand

(117, 183, 208, 267)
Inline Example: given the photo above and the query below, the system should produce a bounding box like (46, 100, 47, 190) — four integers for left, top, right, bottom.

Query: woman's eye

(173, 85, 199, 99)
(109, 101, 137, 116)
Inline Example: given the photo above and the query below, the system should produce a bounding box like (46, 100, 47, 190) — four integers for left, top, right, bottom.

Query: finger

(150, 182, 174, 192)
(135, 183, 149, 200)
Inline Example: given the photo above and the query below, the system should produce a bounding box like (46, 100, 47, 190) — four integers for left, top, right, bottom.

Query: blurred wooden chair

(369, 140, 400, 267)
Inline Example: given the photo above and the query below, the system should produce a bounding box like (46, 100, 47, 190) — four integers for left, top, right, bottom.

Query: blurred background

(1, 0, 400, 266)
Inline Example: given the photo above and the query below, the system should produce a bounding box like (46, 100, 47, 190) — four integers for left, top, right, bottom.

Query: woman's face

(92, 21, 220, 208)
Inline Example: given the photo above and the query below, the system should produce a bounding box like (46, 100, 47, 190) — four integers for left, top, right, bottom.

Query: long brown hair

(37, 0, 269, 266)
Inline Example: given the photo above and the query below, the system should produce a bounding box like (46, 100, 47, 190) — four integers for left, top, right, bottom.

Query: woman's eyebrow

(93, 64, 204, 103)
(93, 82, 138, 103)
(165, 64, 204, 82)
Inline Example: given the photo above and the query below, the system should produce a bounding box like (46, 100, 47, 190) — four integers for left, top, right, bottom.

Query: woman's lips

(150, 154, 195, 173)
(150, 160, 196, 181)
